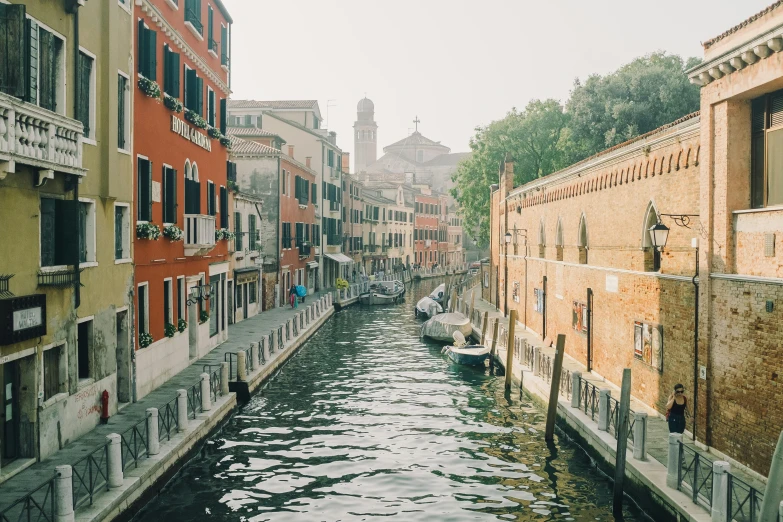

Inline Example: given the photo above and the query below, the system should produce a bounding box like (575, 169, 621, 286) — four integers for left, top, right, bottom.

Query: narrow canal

(135, 282, 649, 521)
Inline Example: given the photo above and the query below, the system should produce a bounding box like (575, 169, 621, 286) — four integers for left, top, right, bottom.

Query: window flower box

(136, 222, 161, 240)
(215, 228, 235, 241)
(177, 318, 188, 332)
(164, 323, 177, 338)
(163, 94, 183, 113)
(163, 224, 184, 242)
(219, 136, 231, 148)
(199, 310, 209, 324)
(207, 126, 222, 139)
(139, 332, 154, 348)
(184, 108, 207, 129)
(138, 76, 161, 99)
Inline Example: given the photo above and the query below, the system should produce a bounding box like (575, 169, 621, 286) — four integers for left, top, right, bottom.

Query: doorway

(116, 311, 131, 404)
(1, 361, 20, 466)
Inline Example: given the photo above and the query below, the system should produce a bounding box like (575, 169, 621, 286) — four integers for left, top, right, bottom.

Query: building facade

(342, 165, 365, 272)
(488, 2, 783, 477)
(414, 191, 441, 268)
(0, 0, 133, 466)
(133, 0, 233, 399)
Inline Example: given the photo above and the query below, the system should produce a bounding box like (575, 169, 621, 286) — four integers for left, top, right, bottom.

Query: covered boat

(360, 280, 405, 305)
(421, 312, 473, 343)
(443, 332, 490, 366)
(415, 297, 442, 318)
(429, 283, 446, 303)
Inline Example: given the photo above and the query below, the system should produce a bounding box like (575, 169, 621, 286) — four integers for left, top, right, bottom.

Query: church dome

(357, 97, 374, 113)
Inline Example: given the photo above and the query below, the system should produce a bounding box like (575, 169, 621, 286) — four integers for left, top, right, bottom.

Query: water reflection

(135, 282, 648, 521)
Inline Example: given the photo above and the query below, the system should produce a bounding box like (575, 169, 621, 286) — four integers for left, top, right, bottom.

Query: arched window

(642, 202, 661, 271)
(578, 214, 588, 264)
(185, 160, 200, 214)
(185, 160, 192, 180)
(538, 219, 546, 258)
(555, 218, 564, 261)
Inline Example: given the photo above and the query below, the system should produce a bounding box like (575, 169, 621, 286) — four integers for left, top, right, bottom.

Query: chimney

(342, 153, 350, 172)
(305, 157, 311, 169)
(288, 145, 294, 158)
(500, 153, 514, 200)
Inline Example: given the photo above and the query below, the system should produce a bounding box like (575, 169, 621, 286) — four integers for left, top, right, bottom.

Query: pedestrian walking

(289, 284, 298, 309)
(665, 383, 688, 434)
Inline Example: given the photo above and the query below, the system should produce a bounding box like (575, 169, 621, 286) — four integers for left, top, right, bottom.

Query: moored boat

(442, 331, 489, 366)
(421, 312, 472, 342)
(415, 297, 442, 318)
(360, 280, 405, 305)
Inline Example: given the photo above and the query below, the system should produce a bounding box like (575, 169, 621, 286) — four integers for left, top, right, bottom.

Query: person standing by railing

(665, 384, 688, 434)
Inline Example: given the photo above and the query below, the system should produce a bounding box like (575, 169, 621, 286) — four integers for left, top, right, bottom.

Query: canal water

(135, 282, 649, 521)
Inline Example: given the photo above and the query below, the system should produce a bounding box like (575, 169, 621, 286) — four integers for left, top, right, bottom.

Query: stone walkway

(461, 286, 766, 495)
(0, 289, 335, 509)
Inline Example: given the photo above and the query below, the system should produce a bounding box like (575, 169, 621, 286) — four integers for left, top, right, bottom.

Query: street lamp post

(648, 213, 699, 441)
(504, 228, 527, 319)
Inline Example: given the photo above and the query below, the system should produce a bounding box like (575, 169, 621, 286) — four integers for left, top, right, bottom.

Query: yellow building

(0, 0, 133, 471)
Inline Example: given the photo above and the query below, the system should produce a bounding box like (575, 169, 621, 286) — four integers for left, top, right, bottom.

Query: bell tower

(354, 97, 377, 173)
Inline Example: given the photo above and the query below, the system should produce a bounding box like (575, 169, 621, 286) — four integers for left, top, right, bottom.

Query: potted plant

(215, 228, 236, 241)
(164, 323, 177, 338)
(138, 77, 161, 99)
(207, 126, 222, 139)
(219, 136, 231, 148)
(227, 180, 239, 193)
(163, 224, 184, 242)
(163, 94, 183, 113)
(139, 332, 154, 348)
(177, 318, 188, 332)
(199, 310, 209, 324)
(336, 278, 349, 290)
(136, 223, 161, 240)
(184, 108, 207, 129)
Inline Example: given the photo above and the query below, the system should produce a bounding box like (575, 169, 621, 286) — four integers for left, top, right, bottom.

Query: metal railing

(71, 443, 110, 509)
(606, 395, 636, 444)
(224, 352, 239, 381)
(120, 417, 149, 471)
(203, 363, 224, 402)
(727, 473, 764, 522)
(158, 397, 179, 442)
(678, 442, 714, 510)
(577, 377, 600, 420)
(186, 382, 203, 419)
(0, 475, 56, 522)
(277, 326, 284, 350)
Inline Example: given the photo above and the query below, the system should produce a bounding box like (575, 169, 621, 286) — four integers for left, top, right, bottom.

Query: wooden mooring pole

(613, 368, 632, 516)
(544, 334, 566, 441)
(489, 319, 499, 372)
(480, 311, 489, 345)
(504, 310, 517, 392)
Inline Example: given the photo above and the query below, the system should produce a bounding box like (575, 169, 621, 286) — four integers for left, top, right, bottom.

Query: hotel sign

(171, 115, 212, 152)
(0, 294, 46, 346)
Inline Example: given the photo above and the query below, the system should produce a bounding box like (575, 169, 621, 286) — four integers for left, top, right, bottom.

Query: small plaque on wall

(152, 181, 162, 203)
(606, 274, 619, 293)
(634, 320, 663, 372)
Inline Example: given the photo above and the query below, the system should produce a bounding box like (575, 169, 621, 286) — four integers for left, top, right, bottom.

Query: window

(137, 157, 152, 221)
(137, 21, 157, 80)
(138, 284, 149, 338)
(282, 170, 288, 196)
(207, 6, 216, 53)
(282, 222, 292, 249)
(327, 149, 334, 168)
(41, 198, 78, 267)
(163, 279, 173, 326)
(234, 212, 243, 251)
(312, 224, 320, 246)
(77, 200, 96, 265)
(219, 98, 227, 134)
(207, 182, 216, 216)
(207, 87, 215, 127)
(0, 7, 65, 111)
(163, 45, 180, 97)
(752, 91, 783, 208)
(43, 344, 65, 401)
(115, 204, 130, 260)
(249, 215, 257, 250)
(118, 73, 129, 150)
(220, 23, 229, 67)
(184, 0, 203, 35)
(184, 66, 203, 114)
(295, 222, 304, 249)
(312, 183, 317, 204)
(76, 50, 95, 140)
(643, 203, 661, 272)
(220, 186, 228, 228)
(313, 116, 319, 129)
(249, 281, 257, 303)
(555, 219, 564, 261)
(177, 276, 185, 323)
(578, 216, 588, 265)
(77, 319, 92, 380)
(163, 166, 177, 224)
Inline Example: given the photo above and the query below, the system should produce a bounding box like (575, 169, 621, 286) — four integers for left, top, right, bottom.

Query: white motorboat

(415, 297, 443, 318)
(360, 280, 405, 305)
(442, 332, 490, 366)
(421, 312, 473, 343)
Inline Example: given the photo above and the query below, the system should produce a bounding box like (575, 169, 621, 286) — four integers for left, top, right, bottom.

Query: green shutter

(220, 24, 228, 65)
(220, 186, 228, 228)
(208, 89, 215, 126)
(207, 6, 213, 43)
(26, 18, 38, 104)
(137, 20, 145, 74)
(137, 158, 152, 221)
(219, 98, 226, 133)
(147, 28, 157, 81)
(185, 68, 197, 111)
(77, 52, 91, 136)
(38, 28, 56, 111)
(57, 200, 80, 266)
(0, 4, 28, 99)
(196, 76, 203, 115)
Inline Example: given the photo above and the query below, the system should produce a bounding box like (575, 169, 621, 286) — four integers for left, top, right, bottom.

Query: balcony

(184, 214, 216, 256)
(297, 241, 311, 258)
(0, 92, 85, 181)
(208, 38, 219, 58)
(184, 8, 203, 40)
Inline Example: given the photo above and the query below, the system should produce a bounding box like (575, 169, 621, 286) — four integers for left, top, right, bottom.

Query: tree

(565, 52, 701, 161)
(451, 99, 568, 247)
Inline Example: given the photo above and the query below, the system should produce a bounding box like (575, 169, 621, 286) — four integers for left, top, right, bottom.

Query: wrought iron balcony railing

(185, 8, 203, 36)
(0, 92, 85, 179)
(38, 269, 82, 288)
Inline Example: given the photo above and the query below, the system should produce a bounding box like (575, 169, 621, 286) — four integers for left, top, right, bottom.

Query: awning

(325, 253, 353, 264)
(306, 261, 319, 268)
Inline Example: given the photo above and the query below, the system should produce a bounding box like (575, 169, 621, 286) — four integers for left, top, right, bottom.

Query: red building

(414, 193, 440, 268)
(133, 0, 232, 399)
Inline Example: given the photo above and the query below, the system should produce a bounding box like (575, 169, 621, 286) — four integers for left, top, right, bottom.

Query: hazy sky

(227, 0, 771, 166)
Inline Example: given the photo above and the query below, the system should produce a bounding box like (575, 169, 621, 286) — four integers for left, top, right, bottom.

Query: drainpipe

(692, 246, 700, 441)
(71, 3, 81, 308)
